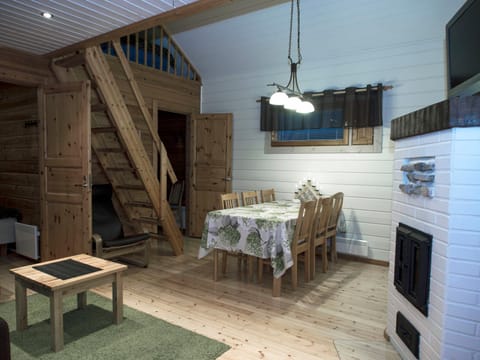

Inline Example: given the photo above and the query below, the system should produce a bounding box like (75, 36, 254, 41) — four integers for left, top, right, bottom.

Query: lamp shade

(283, 96, 302, 110)
(296, 100, 315, 114)
(269, 91, 288, 105)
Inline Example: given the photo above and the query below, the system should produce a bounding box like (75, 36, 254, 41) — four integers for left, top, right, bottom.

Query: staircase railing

(101, 25, 201, 82)
(111, 40, 177, 220)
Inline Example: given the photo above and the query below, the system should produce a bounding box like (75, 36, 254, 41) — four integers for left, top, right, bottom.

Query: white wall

(174, 0, 465, 261)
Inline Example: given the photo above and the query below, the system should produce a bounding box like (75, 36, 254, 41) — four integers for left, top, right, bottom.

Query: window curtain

(260, 83, 383, 131)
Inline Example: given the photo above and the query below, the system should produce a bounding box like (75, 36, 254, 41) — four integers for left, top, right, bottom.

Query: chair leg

(247, 256, 255, 281)
(321, 243, 328, 273)
(330, 235, 337, 262)
(237, 255, 243, 272)
(257, 258, 264, 283)
(221, 251, 228, 274)
(310, 242, 316, 280)
(213, 249, 219, 281)
(304, 250, 310, 283)
(291, 259, 298, 290)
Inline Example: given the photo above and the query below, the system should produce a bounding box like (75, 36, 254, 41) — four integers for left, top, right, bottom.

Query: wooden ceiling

(0, 0, 289, 57)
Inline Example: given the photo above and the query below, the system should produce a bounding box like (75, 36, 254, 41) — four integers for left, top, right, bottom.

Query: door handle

(74, 175, 91, 188)
(223, 177, 232, 181)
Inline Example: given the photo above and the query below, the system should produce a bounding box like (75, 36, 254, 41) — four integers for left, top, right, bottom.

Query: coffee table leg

(77, 292, 87, 309)
(112, 272, 123, 324)
(50, 291, 63, 352)
(15, 280, 27, 331)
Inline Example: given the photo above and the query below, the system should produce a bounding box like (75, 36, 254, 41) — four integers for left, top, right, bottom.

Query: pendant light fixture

(268, 0, 314, 114)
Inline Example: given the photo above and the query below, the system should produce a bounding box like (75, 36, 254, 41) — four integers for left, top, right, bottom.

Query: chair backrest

(92, 184, 124, 242)
(327, 192, 344, 231)
(220, 192, 240, 209)
(242, 190, 259, 206)
(168, 180, 184, 208)
(291, 200, 317, 253)
(260, 188, 276, 202)
(312, 197, 333, 240)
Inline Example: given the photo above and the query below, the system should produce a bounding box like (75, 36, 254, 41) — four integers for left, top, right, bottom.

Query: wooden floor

(0, 237, 400, 360)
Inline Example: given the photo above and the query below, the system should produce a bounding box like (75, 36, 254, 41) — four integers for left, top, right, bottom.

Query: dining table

(198, 199, 301, 296)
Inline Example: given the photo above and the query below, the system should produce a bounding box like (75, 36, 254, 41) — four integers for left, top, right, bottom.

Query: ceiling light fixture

(41, 11, 53, 19)
(268, 0, 314, 114)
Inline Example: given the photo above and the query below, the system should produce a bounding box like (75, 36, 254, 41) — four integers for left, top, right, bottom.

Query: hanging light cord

(287, 0, 302, 65)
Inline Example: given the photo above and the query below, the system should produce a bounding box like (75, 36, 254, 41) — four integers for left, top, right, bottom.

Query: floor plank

(0, 237, 400, 359)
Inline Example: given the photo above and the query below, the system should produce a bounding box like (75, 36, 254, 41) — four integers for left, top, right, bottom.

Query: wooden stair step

(91, 103, 107, 112)
(92, 127, 117, 133)
(96, 147, 125, 153)
(104, 167, 136, 172)
(134, 217, 160, 225)
(125, 201, 153, 208)
(116, 184, 145, 191)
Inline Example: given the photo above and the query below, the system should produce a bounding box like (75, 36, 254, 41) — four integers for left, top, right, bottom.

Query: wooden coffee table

(9, 254, 127, 352)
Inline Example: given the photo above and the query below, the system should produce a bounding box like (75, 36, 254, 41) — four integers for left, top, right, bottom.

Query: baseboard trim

(338, 252, 389, 267)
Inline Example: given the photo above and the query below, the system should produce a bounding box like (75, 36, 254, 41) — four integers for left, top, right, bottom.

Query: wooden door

(187, 113, 232, 237)
(38, 82, 91, 260)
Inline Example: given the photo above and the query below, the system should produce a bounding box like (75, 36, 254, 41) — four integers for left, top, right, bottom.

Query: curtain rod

(256, 84, 393, 102)
(309, 84, 393, 97)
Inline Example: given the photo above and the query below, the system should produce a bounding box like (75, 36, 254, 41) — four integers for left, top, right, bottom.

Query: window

(260, 84, 383, 151)
(272, 127, 348, 146)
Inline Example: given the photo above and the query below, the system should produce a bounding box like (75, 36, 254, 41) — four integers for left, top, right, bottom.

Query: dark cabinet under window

(394, 223, 432, 316)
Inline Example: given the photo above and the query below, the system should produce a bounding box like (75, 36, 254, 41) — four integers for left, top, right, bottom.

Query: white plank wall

(175, 0, 465, 261)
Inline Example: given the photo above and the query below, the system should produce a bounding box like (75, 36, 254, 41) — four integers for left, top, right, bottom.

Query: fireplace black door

(394, 223, 432, 316)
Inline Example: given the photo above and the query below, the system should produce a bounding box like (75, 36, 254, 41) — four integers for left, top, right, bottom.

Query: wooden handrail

(111, 40, 178, 217)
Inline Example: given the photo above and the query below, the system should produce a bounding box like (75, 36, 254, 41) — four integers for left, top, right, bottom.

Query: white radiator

(14, 222, 40, 260)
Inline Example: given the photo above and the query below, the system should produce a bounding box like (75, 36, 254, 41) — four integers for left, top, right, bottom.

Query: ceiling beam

(46, 0, 289, 59)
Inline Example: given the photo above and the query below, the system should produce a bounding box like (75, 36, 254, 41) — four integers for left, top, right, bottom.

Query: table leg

(14, 280, 27, 331)
(272, 277, 282, 297)
(50, 291, 63, 352)
(112, 272, 123, 324)
(77, 292, 87, 309)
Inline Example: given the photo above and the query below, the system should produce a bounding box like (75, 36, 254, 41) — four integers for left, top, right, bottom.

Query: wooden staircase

(52, 45, 183, 255)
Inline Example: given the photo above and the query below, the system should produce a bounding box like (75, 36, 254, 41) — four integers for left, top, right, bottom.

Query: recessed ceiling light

(41, 12, 53, 19)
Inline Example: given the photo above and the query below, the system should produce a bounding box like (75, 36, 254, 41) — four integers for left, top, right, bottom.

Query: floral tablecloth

(198, 200, 300, 278)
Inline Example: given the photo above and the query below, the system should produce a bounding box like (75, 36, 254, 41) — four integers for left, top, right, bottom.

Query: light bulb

(269, 91, 288, 105)
(284, 96, 301, 110)
(296, 100, 315, 114)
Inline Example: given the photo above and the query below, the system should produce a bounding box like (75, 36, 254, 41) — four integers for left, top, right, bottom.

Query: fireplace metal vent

(394, 223, 432, 316)
(396, 311, 420, 358)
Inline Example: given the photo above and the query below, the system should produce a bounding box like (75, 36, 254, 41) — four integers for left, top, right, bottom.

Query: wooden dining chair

(260, 188, 276, 203)
(258, 200, 317, 291)
(242, 190, 259, 206)
(310, 197, 333, 279)
(213, 192, 245, 280)
(326, 192, 344, 263)
(220, 192, 240, 209)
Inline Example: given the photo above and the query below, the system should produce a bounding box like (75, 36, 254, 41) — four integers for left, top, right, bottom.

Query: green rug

(0, 292, 229, 359)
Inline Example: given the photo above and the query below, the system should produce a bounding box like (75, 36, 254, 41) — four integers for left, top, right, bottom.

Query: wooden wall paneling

(0, 85, 40, 226)
(0, 47, 54, 86)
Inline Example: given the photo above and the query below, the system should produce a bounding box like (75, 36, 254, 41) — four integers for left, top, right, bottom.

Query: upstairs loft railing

(101, 25, 200, 82)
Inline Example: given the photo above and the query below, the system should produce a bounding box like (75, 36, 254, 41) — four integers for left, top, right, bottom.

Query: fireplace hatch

(394, 223, 432, 316)
(396, 311, 420, 359)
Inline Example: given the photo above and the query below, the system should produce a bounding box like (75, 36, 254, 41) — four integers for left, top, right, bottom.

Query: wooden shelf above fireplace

(390, 95, 480, 140)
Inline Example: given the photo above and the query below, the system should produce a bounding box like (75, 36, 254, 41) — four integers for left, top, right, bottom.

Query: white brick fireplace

(387, 126, 480, 360)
